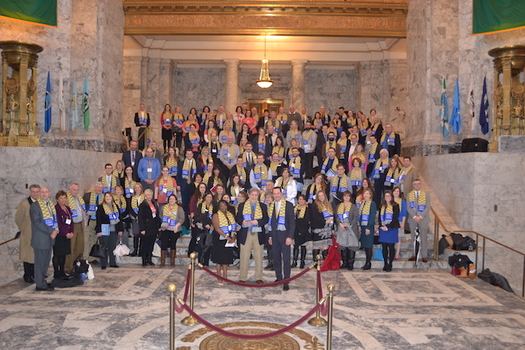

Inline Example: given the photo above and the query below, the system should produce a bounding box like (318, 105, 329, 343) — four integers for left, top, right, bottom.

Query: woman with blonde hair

(309, 190, 334, 260)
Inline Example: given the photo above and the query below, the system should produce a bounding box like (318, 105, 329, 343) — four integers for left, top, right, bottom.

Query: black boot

(141, 255, 147, 267)
(291, 246, 299, 268)
(340, 249, 348, 269)
(347, 249, 355, 271)
(299, 246, 307, 269)
(147, 253, 155, 266)
(131, 236, 139, 256)
(362, 248, 372, 270)
(312, 249, 320, 263)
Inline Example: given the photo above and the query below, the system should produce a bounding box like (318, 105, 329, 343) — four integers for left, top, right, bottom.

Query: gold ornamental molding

(123, 0, 408, 37)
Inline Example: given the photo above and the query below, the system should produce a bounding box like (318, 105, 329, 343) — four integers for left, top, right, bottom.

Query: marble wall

(0, 0, 125, 152)
(0, 147, 121, 285)
(414, 152, 525, 294)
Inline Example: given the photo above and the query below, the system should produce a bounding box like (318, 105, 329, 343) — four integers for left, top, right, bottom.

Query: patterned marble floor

(0, 265, 523, 350)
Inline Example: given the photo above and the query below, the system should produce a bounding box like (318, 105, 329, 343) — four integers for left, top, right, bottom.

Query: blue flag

(44, 71, 52, 133)
(439, 77, 449, 137)
(450, 78, 461, 134)
(479, 77, 489, 135)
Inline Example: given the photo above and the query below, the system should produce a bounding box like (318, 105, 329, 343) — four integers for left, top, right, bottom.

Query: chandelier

(256, 36, 273, 89)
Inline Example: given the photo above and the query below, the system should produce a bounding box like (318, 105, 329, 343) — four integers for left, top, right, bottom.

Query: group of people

(16, 103, 431, 291)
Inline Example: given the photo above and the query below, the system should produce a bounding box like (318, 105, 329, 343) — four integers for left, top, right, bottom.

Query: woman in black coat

(138, 189, 162, 267)
(292, 194, 312, 269)
(95, 192, 124, 269)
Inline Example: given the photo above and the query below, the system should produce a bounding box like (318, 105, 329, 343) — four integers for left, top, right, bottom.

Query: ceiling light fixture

(256, 36, 273, 89)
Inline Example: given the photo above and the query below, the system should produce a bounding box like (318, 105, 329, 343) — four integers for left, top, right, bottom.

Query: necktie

(131, 151, 135, 164)
(187, 160, 192, 184)
(336, 176, 342, 194)
(416, 191, 419, 203)
(107, 176, 112, 187)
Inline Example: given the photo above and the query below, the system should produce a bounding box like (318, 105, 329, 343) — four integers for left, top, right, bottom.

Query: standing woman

(393, 186, 407, 260)
(272, 136, 286, 161)
(275, 168, 298, 205)
(165, 147, 179, 179)
(228, 174, 245, 206)
(138, 189, 162, 266)
(349, 158, 367, 198)
(130, 182, 144, 256)
(349, 143, 367, 173)
(172, 106, 184, 150)
(193, 192, 215, 265)
(384, 156, 401, 192)
(335, 191, 359, 270)
(113, 185, 130, 248)
(197, 146, 214, 170)
(237, 123, 252, 145)
(54, 190, 74, 278)
(337, 130, 350, 169)
(155, 166, 178, 206)
(233, 105, 245, 125)
(309, 190, 334, 260)
(242, 110, 257, 134)
(159, 194, 185, 267)
(211, 200, 237, 285)
(124, 166, 137, 200)
(160, 104, 174, 153)
(292, 194, 312, 269)
(306, 173, 327, 204)
(113, 160, 126, 187)
(96, 192, 123, 269)
(355, 178, 373, 209)
(378, 190, 400, 272)
(199, 106, 211, 127)
(358, 188, 377, 270)
(371, 148, 390, 207)
(185, 123, 202, 157)
(189, 182, 208, 219)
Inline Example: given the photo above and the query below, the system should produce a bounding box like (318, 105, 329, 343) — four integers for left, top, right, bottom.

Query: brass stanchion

(326, 284, 335, 350)
(181, 253, 200, 326)
(308, 254, 327, 327)
(168, 284, 176, 350)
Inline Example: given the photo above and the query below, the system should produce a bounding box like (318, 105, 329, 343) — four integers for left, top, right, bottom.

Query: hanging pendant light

(256, 36, 273, 89)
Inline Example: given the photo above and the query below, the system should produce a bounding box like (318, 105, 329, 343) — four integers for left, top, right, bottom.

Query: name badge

(147, 167, 153, 172)
(65, 218, 72, 225)
(163, 188, 167, 193)
(152, 213, 156, 218)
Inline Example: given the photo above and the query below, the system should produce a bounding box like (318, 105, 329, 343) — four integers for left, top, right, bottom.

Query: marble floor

(0, 264, 524, 350)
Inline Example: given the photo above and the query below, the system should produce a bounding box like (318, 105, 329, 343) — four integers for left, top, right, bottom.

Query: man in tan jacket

(15, 184, 41, 284)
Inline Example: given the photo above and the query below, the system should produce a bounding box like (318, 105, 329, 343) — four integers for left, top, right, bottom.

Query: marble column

(159, 58, 173, 106)
(140, 56, 149, 107)
(224, 59, 239, 114)
(291, 60, 307, 109)
(148, 57, 161, 144)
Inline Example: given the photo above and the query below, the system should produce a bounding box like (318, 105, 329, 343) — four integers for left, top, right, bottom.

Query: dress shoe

(239, 280, 246, 283)
(24, 277, 35, 284)
(283, 283, 290, 291)
(35, 285, 54, 292)
(422, 258, 428, 263)
(256, 280, 264, 284)
(362, 262, 371, 270)
(408, 256, 416, 261)
(101, 266, 107, 270)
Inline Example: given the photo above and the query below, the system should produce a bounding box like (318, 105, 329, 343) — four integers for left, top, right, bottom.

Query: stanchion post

(308, 254, 327, 327)
(181, 253, 200, 326)
(168, 284, 176, 350)
(326, 284, 335, 350)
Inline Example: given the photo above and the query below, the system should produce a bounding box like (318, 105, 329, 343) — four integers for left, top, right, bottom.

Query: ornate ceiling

(123, 0, 408, 37)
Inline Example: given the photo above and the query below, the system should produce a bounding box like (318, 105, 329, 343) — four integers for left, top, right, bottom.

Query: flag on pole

(468, 74, 475, 133)
(82, 73, 90, 131)
(71, 74, 78, 128)
(479, 76, 489, 135)
(44, 71, 52, 133)
(450, 77, 461, 134)
(439, 77, 450, 137)
(59, 70, 65, 131)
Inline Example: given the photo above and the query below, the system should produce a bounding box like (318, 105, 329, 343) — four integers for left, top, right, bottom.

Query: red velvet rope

(173, 268, 192, 313)
(316, 270, 328, 317)
(180, 302, 323, 339)
(199, 264, 314, 287)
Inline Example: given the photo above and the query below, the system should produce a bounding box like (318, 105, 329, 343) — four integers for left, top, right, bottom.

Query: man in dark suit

(287, 105, 302, 131)
(177, 148, 202, 212)
(83, 182, 104, 263)
(316, 124, 329, 162)
(365, 135, 382, 178)
(30, 186, 58, 291)
(380, 123, 401, 157)
(236, 188, 269, 284)
(122, 140, 143, 177)
(268, 187, 295, 291)
(134, 103, 150, 151)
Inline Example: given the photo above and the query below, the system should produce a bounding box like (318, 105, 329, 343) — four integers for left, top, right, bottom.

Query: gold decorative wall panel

(123, 0, 408, 37)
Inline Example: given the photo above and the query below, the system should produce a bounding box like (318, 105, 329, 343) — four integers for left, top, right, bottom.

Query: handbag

(89, 238, 107, 259)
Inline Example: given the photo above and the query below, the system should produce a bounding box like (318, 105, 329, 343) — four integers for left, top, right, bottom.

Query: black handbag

(89, 239, 107, 259)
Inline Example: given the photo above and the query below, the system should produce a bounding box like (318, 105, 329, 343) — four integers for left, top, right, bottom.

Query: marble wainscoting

(413, 152, 525, 295)
(305, 67, 358, 116)
(0, 147, 121, 285)
(0, 267, 524, 349)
